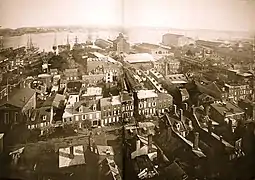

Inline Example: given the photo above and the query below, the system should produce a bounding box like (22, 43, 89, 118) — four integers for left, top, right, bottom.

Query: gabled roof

(0, 87, 36, 108)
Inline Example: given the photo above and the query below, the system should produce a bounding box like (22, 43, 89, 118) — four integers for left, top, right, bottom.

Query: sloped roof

(0, 87, 36, 108)
(42, 93, 65, 108)
(164, 162, 188, 180)
(100, 158, 122, 180)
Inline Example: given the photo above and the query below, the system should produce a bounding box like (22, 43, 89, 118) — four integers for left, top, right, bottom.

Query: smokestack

(179, 109, 183, 122)
(208, 120, 212, 135)
(70, 146, 74, 159)
(148, 134, 153, 153)
(193, 132, 199, 150)
(136, 138, 141, 151)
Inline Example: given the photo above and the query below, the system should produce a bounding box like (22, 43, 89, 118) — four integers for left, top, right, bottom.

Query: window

(4, 113, 9, 124)
(43, 115, 46, 121)
(93, 121, 98, 126)
(96, 113, 100, 119)
(130, 105, 133, 110)
(75, 116, 79, 121)
(14, 112, 18, 123)
(126, 106, 129, 110)
(152, 102, 156, 107)
(89, 114, 93, 119)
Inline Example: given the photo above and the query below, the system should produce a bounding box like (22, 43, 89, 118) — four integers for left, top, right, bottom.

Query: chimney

(70, 146, 74, 159)
(191, 105, 196, 115)
(148, 134, 153, 153)
(136, 138, 141, 151)
(179, 109, 184, 122)
(229, 119, 233, 133)
(244, 107, 248, 120)
(88, 132, 92, 147)
(223, 111, 227, 118)
(167, 127, 172, 141)
(50, 106, 54, 124)
(193, 132, 199, 150)
(219, 135, 223, 143)
(208, 120, 212, 134)
(183, 103, 188, 111)
(205, 105, 210, 116)
(173, 104, 178, 117)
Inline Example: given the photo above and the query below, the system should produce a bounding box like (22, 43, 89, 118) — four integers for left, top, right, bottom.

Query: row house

(134, 90, 158, 118)
(82, 74, 104, 85)
(62, 99, 101, 128)
(120, 92, 134, 122)
(157, 93, 173, 115)
(100, 95, 122, 126)
(64, 68, 80, 81)
(224, 83, 252, 102)
(80, 86, 103, 101)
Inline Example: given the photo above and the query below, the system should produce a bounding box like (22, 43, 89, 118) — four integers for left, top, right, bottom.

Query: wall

(101, 104, 121, 126)
(138, 97, 157, 116)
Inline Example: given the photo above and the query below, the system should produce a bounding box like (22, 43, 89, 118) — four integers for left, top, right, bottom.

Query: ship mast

(67, 34, 70, 45)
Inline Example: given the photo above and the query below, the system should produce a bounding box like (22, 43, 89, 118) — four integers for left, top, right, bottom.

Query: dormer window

(43, 115, 47, 121)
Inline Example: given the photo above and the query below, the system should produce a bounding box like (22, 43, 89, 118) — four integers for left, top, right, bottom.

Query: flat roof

(210, 102, 244, 117)
(59, 145, 85, 168)
(137, 90, 158, 99)
(124, 53, 155, 63)
(97, 145, 114, 156)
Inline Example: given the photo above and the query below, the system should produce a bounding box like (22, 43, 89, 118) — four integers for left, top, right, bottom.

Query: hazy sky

(0, 0, 254, 31)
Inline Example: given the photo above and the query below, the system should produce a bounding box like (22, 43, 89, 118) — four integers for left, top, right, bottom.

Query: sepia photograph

(0, 0, 255, 179)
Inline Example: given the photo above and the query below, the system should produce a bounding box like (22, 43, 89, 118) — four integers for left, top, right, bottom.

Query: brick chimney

(193, 132, 199, 150)
(148, 134, 153, 153)
(183, 103, 188, 111)
(70, 146, 74, 159)
(136, 137, 141, 151)
(208, 120, 213, 135)
(205, 105, 210, 116)
(167, 127, 172, 141)
(228, 119, 233, 133)
(173, 104, 178, 117)
(179, 109, 184, 122)
(219, 135, 223, 143)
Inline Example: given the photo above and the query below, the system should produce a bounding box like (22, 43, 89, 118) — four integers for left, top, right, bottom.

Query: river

(2, 28, 247, 52)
